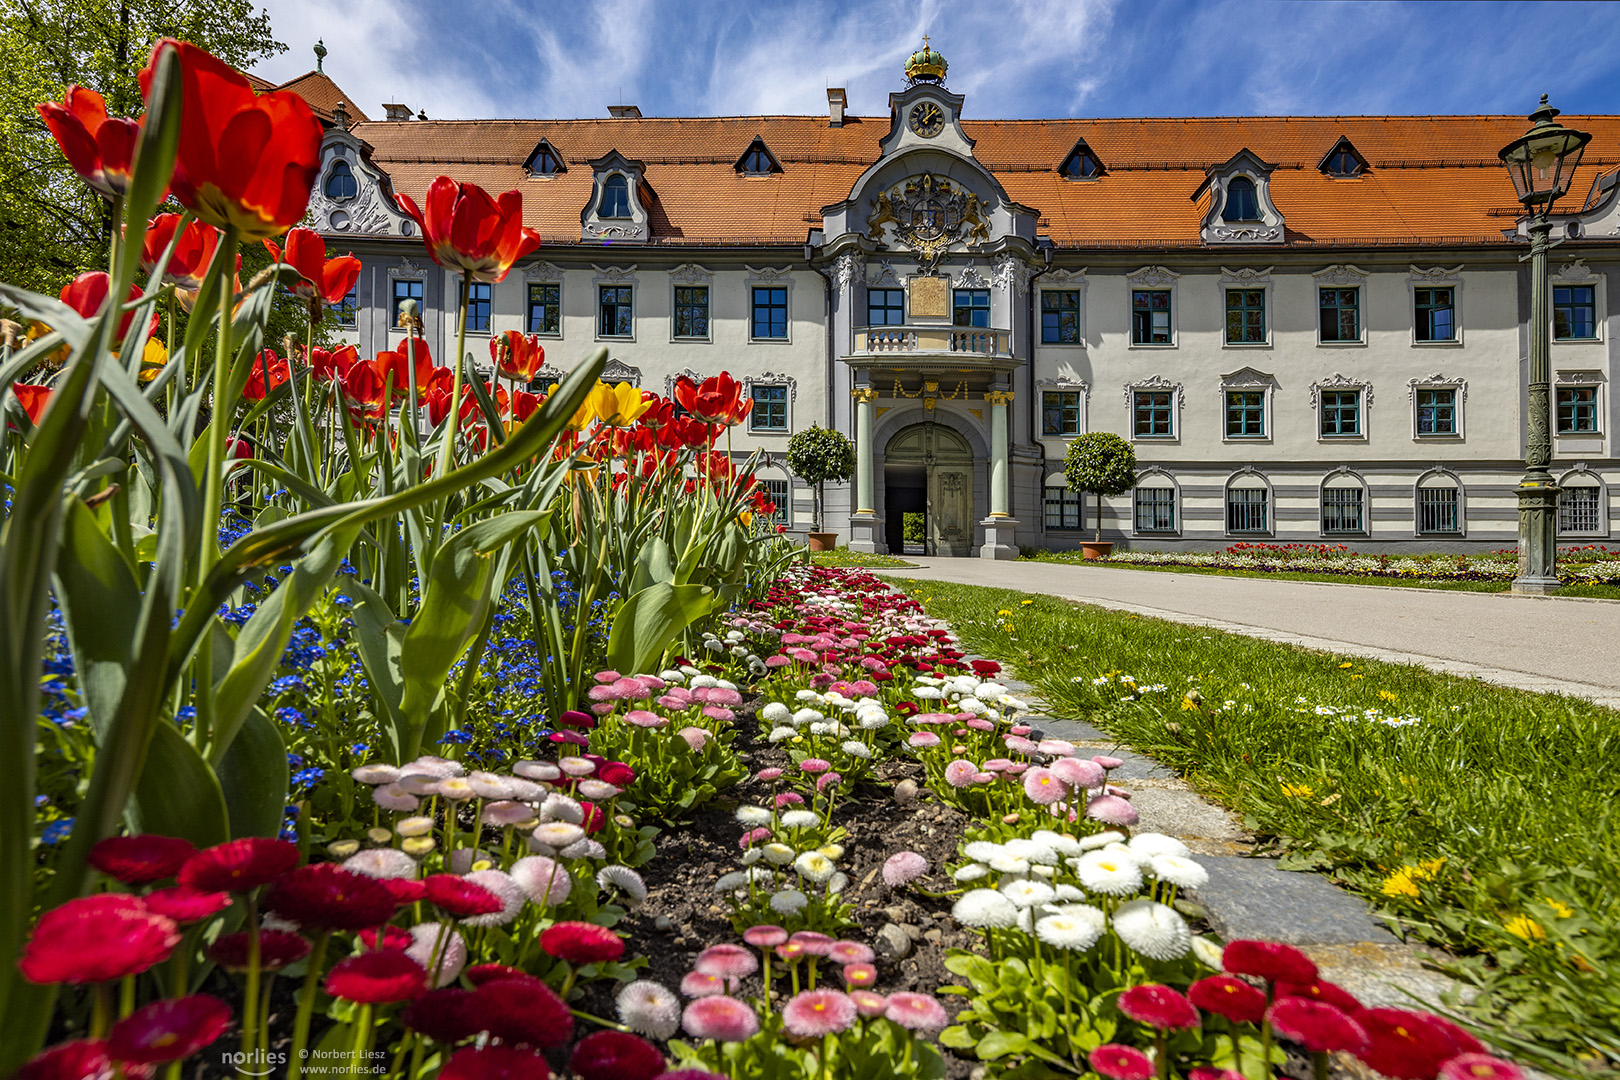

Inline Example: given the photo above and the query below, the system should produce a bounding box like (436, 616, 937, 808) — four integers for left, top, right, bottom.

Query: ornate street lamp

(1499, 96, 1591, 593)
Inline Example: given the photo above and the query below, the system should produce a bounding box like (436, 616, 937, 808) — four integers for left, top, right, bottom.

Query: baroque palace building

(300, 43, 1620, 557)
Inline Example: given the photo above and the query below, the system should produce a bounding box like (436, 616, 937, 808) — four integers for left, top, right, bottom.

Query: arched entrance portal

(884, 423, 974, 556)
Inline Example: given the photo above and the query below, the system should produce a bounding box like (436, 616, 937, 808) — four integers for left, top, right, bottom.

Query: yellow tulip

(138, 338, 169, 383)
(595, 381, 649, 426)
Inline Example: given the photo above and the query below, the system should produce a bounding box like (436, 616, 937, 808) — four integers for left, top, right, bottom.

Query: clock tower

(877, 39, 975, 159)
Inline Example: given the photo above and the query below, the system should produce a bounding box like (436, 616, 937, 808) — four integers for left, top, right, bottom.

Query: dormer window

(526, 139, 565, 176)
(324, 159, 357, 201)
(1319, 137, 1368, 178)
(1222, 177, 1260, 221)
(735, 138, 781, 176)
(1059, 141, 1104, 180)
(600, 175, 631, 218)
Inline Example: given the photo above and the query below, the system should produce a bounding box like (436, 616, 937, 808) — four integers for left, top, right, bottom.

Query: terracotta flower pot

(807, 531, 838, 553)
(1082, 541, 1114, 560)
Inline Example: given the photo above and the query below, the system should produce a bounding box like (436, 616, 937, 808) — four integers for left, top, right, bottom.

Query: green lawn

(808, 547, 918, 569)
(1021, 552, 1620, 601)
(909, 579, 1620, 1075)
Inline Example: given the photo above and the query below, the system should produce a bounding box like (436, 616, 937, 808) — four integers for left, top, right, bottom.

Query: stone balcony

(844, 324, 1019, 388)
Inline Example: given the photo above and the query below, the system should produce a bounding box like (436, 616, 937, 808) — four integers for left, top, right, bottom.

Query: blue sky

(252, 0, 1620, 123)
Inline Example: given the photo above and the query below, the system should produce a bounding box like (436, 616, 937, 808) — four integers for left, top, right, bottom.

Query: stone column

(979, 388, 1019, 559)
(848, 386, 883, 553)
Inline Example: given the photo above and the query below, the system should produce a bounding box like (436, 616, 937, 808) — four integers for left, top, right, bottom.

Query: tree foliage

(786, 425, 855, 531)
(0, 0, 286, 296)
(1062, 432, 1137, 498)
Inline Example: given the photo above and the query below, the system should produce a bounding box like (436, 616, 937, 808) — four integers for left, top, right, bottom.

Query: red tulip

(379, 339, 434, 399)
(140, 214, 222, 290)
(637, 397, 675, 432)
(60, 272, 156, 346)
(491, 330, 546, 381)
(510, 390, 540, 423)
(37, 86, 139, 199)
(309, 344, 358, 382)
(673, 373, 752, 426)
(395, 175, 541, 284)
(243, 350, 291, 401)
(139, 39, 323, 240)
(343, 361, 390, 419)
(12, 384, 53, 426)
(264, 227, 361, 306)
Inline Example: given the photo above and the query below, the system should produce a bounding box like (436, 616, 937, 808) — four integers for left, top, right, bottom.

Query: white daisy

(840, 741, 873, 760)
(618, 980, 681, 1040)
(1191, 935, 1226, 969)
(952, 863, 991, 882)
(1031, 830, 1084, 858)
(794, 852, 837, 884)
(1078, 830, 1128, 851)
(769, 889, 808, 914)
(1004, 838, 1059, 866)
(735, 806, 773, 826)
(1149, 855, 1209, 890)
(740, 848, 763, 866)
(988, 854, 1032, 875)
(597, 865, 648, 905)
(1129, 833, 1192, 859)
(768, 726, 797, 742)
(952, 888, 1019, 929)
(962, 841, 1003, 863)
(1035, 912, 1104, 951)
(761, 843, 797, 866)
(999, 879, 1056, 908)
(780, 810, 820, 830)
(1111, 898, 1191, 961)
(714, 871, 749, 891)
(1075, 850, 1144, 896)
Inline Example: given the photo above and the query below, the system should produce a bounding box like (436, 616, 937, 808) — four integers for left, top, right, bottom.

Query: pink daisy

(782, 989, 857, 1037)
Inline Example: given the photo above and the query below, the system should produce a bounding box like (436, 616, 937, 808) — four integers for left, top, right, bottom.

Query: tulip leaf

(628, 536, 675, 594)
(215, 706, 289, 840)
(338, 576, 407, 737)
(52, 500, 140, 743)
(604, 582, 719, 677)
(395, 510, 550, 760)
(129, 721, 231, 850)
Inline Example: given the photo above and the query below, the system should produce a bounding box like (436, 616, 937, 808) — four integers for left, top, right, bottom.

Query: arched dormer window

(324, 159, 357, 201)
(601, 174, 631, 218)
(1223, 177, 1260, 222)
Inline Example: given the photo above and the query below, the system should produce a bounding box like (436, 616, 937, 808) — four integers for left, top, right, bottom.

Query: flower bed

(1030, 542, 1620, 585)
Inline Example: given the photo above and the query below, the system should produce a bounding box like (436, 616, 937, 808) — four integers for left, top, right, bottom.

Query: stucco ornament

(867, 173, 988, 269)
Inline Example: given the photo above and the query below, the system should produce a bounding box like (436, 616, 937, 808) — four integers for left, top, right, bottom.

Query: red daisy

(539, 920, 625, 965)
(1274, 978, 1362, 1014)
(465, 963, 529, 986)
(401, 988, 485, 1044)
(439, 1045, 552, 1080)
(178, 837, 299, 893)
(569, 1030, 666, 1080)
(1356, 1009, 1466, 1080)
(14, 1040, 117, 1080)
(1188, 976, 1267, 1025)
(266, 863, 399, 931)
(1440, 1054, 1525, 1080)
(206, 930, 311, 972)
(325, 950, 428, 1003)
(380, 877, 427, 906)
(1089, 1044, 1155, 1080)
(477, 976, 575, 1048)
(359, 925, 415, 951)
(142, 886, 232, 925)
(1221, 939, 1317, 985)
(1267, 997, 1368, 1055)
(1117, 984, 1200, 1030)
(423, 874, 504, 918)
(87, 834, 196, 886)
(19, 895, 179, 984)
(106, 995, 231, 1064)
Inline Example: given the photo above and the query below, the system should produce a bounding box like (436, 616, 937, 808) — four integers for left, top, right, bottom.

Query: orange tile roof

(270, 70, 372, 124)
(347, 113, 1620, 249)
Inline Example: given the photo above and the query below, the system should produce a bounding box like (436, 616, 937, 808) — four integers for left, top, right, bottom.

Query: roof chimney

(382, 102, 413, 122)
(607, 104, 642, 119)
(827, 88, 847, 127)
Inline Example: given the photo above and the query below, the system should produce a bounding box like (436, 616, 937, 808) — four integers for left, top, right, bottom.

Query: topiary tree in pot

(786, 425, 856, 543)
(1063, 432, 1137, 549)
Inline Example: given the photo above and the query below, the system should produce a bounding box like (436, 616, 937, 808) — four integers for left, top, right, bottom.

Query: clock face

(908, 101, 945, 138)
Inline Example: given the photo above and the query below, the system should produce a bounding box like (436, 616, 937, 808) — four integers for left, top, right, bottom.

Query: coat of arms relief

(866, 173, 990, 269)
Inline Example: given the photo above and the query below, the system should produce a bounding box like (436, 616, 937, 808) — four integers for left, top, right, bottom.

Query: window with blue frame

(600, 174, 631, 218)
(953, 289, 990, 328)
(750, 384, 789, 431)
(459, 281, 492, 333)
(751, 287, 787, 338)
(1222, 176, 1260, 221)
(1416, 388, 1457, 435)
(324, 159, 357, 201)
(1554, 285, 1597, 340)
(391, 278, 423, 327)
(1041, 290, 1079, 343)
(1320, 287, 1361, 342)
(1320, 389, 1361, 436)
(1415, 287, 1455, 342)
(1225, 391, 1265, 438)
(329, 284, 359, 328)
(599, 285, 633, 337)
(527, 283, 560, 335)
(868, 287, 904, 326)
(1556, 386, 1599, 433)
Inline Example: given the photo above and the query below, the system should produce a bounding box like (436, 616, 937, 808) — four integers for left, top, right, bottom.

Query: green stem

(287, 931, 330, 1080)
(91, 982, 114, 1039)
(434, 269, 472, 483)
(119, 974, 135, 1018)
(1313, 1050, 1328, 1080)
(346, 1003, 373, 1079)
(1154, 1031, 1167, 1080)
(202, 224, 241, 572)
(238, 892, 261, 1075)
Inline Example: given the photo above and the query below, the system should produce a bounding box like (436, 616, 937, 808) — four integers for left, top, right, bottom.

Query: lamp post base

(1511, 482, 1560, 594)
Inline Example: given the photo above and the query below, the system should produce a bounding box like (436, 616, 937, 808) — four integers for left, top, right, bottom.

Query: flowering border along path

(16, 564, 1529, 1080)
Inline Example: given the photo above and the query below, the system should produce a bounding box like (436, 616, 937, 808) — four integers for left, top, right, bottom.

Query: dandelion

(1280, 782, 1315, 798)
(1111, 898, 1191, 960)
(1503, 915, 1545, 942)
